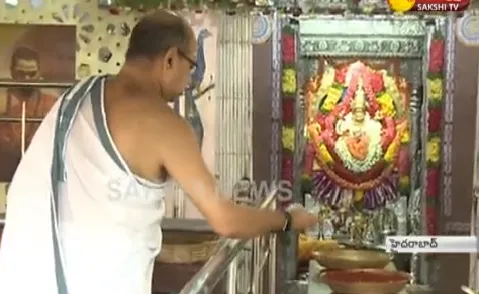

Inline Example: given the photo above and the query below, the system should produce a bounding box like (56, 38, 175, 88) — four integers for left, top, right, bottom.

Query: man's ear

(163, 47, 178, 69)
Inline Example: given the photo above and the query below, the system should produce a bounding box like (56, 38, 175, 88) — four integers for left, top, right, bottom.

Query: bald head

(126, 10, 194, 60)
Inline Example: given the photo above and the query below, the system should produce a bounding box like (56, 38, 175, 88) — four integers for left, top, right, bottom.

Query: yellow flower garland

(400, 127, 410, 144)
(376, 93, 396, 117)
(318, 143, 333, 164)
(311, 67, 335, 113)
(282, 126, 295, 151)
(282, 69, 297, 93)
(321, 87, 343, 112)
(427, 78, 443, 102)
(307, 122, 321, 141)
(382, 71, 402, 106)
(384, 130, 403, 163)
(426, 136, 441, 164)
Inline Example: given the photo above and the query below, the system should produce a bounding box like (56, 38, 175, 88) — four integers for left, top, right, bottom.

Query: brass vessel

(312, 249, 390, 270)
(320, 268, 409, 294)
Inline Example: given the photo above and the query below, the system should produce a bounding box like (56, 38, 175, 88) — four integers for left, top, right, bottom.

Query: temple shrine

(0, 0, 478, 293)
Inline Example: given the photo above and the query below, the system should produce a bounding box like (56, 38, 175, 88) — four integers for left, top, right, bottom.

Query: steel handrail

(179, 189, 279, 294)
(250, 247, 270, 293)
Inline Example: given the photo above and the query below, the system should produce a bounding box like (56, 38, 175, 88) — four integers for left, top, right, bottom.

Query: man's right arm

(154, 108, 290, 239)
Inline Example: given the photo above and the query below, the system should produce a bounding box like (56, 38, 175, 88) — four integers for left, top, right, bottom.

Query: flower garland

(425, 35, 445, 236)
(321, 87, 343, 112)
(398, 127, 411, 195)
(381, 70, 410, 194)
(280, 24, 296, 196)
(334, 119, 384, 173)
(377, 93, 396, 117)
(368, 69, 410, 196)
(282, 126, 295, 151)
(312, 67, 335, 114)
(320, 77, 357, 115)
(304, 61, 412, 209)
(383, 71, 403, 115)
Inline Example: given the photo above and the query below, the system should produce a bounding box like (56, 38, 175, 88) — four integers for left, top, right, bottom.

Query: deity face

(352, 107, 366, 122)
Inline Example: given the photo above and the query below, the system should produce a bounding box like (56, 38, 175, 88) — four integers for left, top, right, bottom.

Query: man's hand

(288, 206, 318, 231)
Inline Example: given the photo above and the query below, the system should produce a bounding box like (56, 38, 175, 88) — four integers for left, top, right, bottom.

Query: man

(0, 46, 57, 181)
(0, 10, 317, 294)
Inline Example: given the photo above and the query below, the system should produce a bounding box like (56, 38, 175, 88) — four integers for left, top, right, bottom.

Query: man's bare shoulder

(133, 98, 195, 144)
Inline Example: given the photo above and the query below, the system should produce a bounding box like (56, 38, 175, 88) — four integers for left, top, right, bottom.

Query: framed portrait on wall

(0, 24, 76, 183)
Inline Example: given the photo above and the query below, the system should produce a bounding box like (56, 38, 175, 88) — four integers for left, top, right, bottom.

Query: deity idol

(304, 61, 409, 210)
(335, 79, 383, 167)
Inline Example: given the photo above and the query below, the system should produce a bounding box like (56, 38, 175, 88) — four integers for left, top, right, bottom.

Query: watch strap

(282, 211, 292, 232)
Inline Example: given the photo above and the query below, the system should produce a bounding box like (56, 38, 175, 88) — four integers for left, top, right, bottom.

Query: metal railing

(179, 189, 278, 294)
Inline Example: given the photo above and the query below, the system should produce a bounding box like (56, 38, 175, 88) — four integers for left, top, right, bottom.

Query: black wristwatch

(281, 211, 292, 232)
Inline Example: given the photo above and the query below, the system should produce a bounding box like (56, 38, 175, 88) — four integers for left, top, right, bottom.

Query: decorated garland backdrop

(425, 33, 445, 236)
(303, 61, 410, 209)
(278, 23, 441, 223)
(280, 23, 296, 206)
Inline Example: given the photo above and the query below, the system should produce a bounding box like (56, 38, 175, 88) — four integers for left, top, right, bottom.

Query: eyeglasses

(178, 50, 197, 72)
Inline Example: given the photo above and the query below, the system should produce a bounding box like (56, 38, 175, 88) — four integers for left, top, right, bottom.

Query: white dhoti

(0, 76, 166, 294)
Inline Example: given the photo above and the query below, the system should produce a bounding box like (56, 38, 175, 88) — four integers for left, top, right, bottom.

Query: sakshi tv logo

(388, 0, 470, 12)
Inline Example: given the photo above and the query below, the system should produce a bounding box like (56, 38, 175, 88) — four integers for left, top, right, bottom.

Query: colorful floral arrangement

(425, 36, 445, 236)
(280, 25, 296, 195)
(304, 61, 410, 210)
